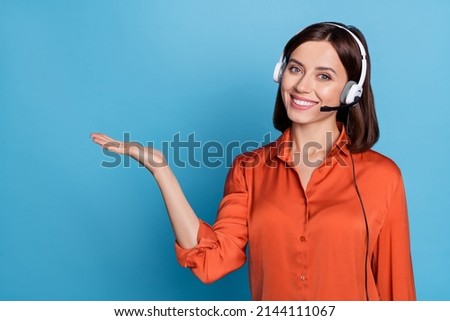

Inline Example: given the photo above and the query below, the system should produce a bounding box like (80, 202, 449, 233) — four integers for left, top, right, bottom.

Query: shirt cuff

(174, 219, 219, 268)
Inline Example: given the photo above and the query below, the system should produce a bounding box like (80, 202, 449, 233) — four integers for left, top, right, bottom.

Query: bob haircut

(273, 22, 379, 153)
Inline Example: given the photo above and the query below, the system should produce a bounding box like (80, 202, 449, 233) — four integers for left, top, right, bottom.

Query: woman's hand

(90, 133, 167, 173)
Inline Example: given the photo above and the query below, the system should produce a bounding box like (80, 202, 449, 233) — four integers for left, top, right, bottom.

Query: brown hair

(273, 22, 379, 153)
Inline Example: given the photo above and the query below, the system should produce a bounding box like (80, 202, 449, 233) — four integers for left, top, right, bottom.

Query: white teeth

(293, 98, 315, 106)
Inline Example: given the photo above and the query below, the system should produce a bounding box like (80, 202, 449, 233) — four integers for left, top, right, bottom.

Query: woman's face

(281, 40, 348, 126)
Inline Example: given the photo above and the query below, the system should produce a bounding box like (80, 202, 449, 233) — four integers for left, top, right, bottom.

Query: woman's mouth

(290, 96, 318, 110)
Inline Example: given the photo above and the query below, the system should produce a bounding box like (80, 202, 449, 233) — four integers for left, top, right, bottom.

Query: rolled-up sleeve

(174, 156, 249, 284)
(373, 176, 416, 300)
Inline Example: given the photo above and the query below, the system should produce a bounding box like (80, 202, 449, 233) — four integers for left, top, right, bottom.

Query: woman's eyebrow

(316, 66, 337, 75)
(287, 58, 304, 67)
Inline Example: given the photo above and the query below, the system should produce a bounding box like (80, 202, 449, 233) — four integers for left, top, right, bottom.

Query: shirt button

(299, 275, 306, 281)
(300, 236, 306, 242)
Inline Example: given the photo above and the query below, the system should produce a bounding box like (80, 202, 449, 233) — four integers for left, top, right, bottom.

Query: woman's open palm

(90, 133, 167, 172)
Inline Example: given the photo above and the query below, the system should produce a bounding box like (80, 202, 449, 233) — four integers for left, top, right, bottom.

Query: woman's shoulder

(230, 129, 290, 167)
(232, 140, 278, 167)
(357, 149, 403, 178)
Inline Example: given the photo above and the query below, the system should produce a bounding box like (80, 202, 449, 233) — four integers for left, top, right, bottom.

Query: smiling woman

(91, 22, 416, 301)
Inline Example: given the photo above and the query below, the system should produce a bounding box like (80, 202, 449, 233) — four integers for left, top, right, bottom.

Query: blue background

(1, 0, 449, 300)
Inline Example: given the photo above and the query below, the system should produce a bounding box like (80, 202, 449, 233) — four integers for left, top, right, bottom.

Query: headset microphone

(320, 96, 361, 112)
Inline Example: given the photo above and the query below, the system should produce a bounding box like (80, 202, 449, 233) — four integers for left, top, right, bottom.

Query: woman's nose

(294, 74, 313, 93)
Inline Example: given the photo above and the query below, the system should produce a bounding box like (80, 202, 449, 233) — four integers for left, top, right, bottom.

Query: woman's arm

(90, 133, 199, 249)
(372, 175, 416, 300)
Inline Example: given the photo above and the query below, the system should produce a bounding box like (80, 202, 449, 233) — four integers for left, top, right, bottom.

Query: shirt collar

(274, 123, 351, 165)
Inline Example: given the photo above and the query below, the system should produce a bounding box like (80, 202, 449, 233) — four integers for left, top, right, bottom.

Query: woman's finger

(91, 133, 123, 152)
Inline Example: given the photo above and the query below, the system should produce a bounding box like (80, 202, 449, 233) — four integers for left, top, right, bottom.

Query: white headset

(273, 23, 367, 106)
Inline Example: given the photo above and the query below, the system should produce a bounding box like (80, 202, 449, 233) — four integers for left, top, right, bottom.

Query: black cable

(350, 152, 370, 301)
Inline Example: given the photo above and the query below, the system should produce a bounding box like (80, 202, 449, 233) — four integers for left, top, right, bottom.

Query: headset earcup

(340, 81, 363, 105)
(273, 62, 285, 83)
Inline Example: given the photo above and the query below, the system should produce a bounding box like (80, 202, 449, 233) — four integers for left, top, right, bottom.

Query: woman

(91, 22, 416, 300)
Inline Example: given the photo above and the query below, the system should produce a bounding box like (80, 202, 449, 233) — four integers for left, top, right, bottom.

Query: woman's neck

(290, 121, 341, 163)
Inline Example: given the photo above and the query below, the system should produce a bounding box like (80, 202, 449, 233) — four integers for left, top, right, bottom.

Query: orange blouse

(175, 126, 416, 300)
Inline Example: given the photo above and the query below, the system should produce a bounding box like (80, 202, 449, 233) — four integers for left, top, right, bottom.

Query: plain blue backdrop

(1, 0, 449, 300)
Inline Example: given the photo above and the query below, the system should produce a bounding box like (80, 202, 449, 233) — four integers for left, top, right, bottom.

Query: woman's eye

(318, 74, 331, 80)
(289, 66, 302, 73)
